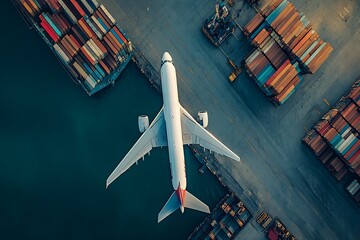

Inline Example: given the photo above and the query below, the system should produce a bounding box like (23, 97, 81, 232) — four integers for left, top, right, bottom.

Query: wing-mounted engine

(197, 111, 208, 128)
(138, 115, 149, 133)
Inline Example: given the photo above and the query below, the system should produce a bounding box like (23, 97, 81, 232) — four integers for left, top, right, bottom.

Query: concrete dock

(99, 0, 360, 239)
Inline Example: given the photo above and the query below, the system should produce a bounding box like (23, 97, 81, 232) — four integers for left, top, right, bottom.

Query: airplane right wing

(180, 106, 240, 162)
(106, 107, 167, 188)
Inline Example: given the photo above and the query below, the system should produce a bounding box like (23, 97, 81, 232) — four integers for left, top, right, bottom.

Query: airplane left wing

(180, 106, 240, 162)
(106, 107, 167, 188)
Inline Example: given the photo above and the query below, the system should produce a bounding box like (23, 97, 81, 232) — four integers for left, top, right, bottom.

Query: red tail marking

(175, 184, 186, 207)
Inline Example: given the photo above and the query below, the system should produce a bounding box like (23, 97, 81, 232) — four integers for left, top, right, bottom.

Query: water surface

(0, 2, 226, 239)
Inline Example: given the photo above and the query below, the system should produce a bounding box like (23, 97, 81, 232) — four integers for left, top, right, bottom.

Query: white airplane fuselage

(106, 52, 240, 222)
(160, 52, 187, 211)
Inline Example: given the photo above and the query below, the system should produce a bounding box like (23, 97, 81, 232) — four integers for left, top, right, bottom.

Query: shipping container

(80, 0, 94, 15)
(100, 5, 116, 25)
(85, 16, 102, 39)
(304, 79, 360, 204)
(58, 0, 77, 24)
(54, 43, 70, 63)
(70, 0, 86, 17)
(15, 0, 133, 96)
(40, 17, 60, 42)
(244, 0, 332, 105)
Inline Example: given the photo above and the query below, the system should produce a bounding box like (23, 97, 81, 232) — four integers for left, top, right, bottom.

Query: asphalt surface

(99, 0, 360, 239)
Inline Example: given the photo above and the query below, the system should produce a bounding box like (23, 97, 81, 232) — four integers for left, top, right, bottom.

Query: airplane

(106, 52, 240, 223)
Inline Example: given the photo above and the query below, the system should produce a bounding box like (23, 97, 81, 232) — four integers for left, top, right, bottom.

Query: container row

(256, 0, 333, 73)
(303, 79, 360, 204)
(243, 0, 332, 106)
(245, 28, 303, 105)
(18, 0, 132, 95)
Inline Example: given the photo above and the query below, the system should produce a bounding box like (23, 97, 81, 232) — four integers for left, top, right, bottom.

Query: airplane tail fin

(158, 190, 210, 223)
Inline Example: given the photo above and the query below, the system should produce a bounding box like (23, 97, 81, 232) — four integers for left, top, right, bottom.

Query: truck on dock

(227, 58, 241, 82)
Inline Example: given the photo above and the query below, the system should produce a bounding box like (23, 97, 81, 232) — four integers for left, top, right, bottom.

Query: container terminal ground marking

(323, 98, 330, 106)
(246, 139, 257, 154)
(219, 46, 230, 59)
(339, 7, 351, 22)
(230, 16, 243, 31)
(188, 66, 194, 74)
(232, 33, 239, 40)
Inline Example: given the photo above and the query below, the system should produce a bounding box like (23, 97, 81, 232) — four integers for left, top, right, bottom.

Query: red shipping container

(71, 0, 86, 17)
(40, 18, 59, 42)
(113, 26, 128, 45)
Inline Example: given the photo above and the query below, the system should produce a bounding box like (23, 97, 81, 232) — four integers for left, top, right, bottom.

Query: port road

(100, 0, 360, 239)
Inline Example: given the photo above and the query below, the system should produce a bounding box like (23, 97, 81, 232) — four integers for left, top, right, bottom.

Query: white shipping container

(86, 41, 101, 60)
(89, 39, 104, 58)
(80, 0, 94, 14)
(86, 18, 102, 39)
(347, 179, 358, 191)
(86, 75, 97, 88)
(263, 38, 275, 54)
(58, 0, 77, 24)
(100, 5, 116, 25)
(91, 16, 106, 35)
(341, 127, 351, 138)
(54, 43, 70, 63)
(246, 49, 260, 64)
(338, 134, 355, 153)
(349, 182, 359, 195)
(91, 0, 100, 8)
(305, 42, 326, 66)
(350, 183, 360, 196)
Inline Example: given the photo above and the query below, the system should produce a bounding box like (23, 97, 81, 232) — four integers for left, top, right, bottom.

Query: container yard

(101, 0, 360, 239)
(187, 193, 252, 240)
(304, 79, 360, 204)
(13, 0, 133, 96)
(243, 0, 332, 106)
(10, 0, 360, 238)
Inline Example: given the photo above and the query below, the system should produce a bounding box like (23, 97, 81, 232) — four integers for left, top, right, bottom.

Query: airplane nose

(162, 52, 172, 62)
(180, 206, 184, 213)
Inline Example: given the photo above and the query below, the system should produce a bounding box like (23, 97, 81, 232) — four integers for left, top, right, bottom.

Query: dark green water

(0, 2, 226, 239)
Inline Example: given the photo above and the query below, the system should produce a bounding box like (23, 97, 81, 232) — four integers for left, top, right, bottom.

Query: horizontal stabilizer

(184, 190, 210, 214)
(158, 191, 179, 223)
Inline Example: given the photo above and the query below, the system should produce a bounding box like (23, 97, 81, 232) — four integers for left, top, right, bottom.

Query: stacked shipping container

(244, 27, 303, 105)
(303, 80, 360, 204)
(17, 0, 133, 95)
(258, 0, 333, 73)
(243, 0, 332, 106)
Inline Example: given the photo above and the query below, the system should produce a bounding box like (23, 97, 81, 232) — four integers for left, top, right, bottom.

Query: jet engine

(197, 111, 208, 128)
(138, 115, 149, 133)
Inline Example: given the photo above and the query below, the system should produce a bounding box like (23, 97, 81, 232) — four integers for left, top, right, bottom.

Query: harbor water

(0, 2, 226, 239)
